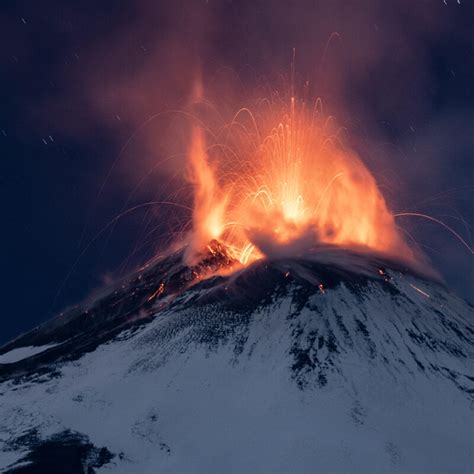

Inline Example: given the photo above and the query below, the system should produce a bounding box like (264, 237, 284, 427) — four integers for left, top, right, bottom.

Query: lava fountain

(185, 88, 416, 268)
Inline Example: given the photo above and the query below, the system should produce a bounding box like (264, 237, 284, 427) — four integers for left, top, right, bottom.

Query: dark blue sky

(1, 0, 472, 344)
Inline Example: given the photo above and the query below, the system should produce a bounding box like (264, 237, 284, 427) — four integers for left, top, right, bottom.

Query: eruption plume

(185, 126, 227, 263)
(185, 88, 416, 269)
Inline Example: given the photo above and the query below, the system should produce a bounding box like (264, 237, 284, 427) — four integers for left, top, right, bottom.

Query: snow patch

(0, 344, 59, 364)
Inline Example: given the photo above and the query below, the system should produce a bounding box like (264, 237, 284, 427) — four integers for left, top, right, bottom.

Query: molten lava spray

(186, 90, 415, 267)
(185, 126, 227, 262)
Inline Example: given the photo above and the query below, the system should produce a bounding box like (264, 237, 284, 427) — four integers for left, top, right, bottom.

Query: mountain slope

(0, 247, 472, 473)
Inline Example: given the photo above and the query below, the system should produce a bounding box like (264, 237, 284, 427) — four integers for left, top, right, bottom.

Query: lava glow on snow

(184, 83, 416, 270)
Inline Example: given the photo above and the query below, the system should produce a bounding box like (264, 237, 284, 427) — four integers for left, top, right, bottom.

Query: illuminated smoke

(185, 88, 417, 268)
(185, 126, 227, 264)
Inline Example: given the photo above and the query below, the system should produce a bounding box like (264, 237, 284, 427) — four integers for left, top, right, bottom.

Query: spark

(394, 213, 473, 254)
(409, 283, 430, 298)
(147, 283, 165, 302)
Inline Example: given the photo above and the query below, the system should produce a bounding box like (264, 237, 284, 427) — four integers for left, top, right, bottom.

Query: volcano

(0, 242, 472, 473)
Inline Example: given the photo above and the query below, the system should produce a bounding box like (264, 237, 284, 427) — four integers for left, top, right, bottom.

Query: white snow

(0, 272, 472, 473)
(0, 343, 59, 364)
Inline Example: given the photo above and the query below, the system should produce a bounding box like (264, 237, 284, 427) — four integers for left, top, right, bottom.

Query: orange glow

(186, 92, 415, 267)
(147, 282, 165, 302)
(185, 126, 227, 262)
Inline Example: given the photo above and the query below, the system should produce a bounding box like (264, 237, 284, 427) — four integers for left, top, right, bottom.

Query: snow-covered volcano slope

(0, 245, 473, 473)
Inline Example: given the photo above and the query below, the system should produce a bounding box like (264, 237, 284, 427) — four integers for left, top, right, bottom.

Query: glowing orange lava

(186, 92, 415, 267)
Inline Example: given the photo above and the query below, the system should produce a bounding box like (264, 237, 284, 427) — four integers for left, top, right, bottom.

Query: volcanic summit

(0, 242, 472, 473)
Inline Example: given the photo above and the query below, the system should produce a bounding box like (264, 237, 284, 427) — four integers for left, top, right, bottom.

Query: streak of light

(409, 283, 431, 298)
(394, 213, 473, 254)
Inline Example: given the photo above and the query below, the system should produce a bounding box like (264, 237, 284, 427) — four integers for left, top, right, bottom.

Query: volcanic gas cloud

(184, 84, 416, 269)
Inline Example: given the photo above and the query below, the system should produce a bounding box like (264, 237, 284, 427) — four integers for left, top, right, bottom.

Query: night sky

(1, 0, 473, 344)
